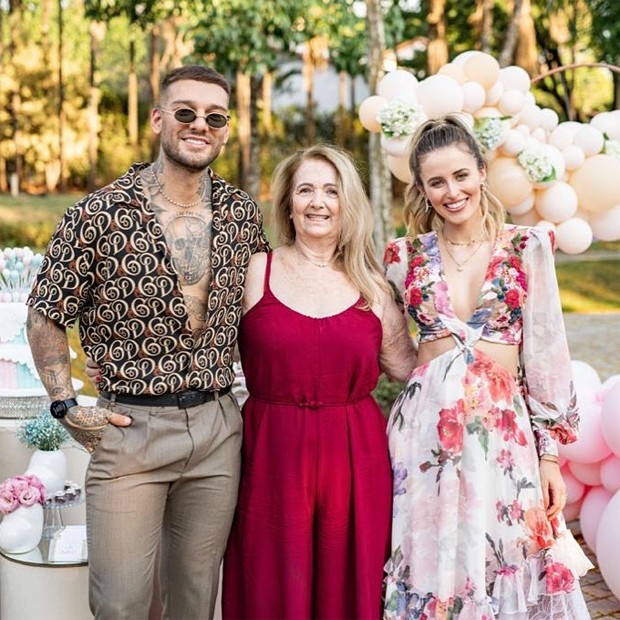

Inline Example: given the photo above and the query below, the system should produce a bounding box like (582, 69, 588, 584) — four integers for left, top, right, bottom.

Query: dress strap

(262, 252, 274, 296)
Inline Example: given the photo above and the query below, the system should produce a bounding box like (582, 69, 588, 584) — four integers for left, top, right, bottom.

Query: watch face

(50, 400, 68, 419)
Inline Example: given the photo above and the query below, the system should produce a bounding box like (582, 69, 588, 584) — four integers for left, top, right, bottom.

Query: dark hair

(404, 114, 505, 239)
(160, 65, 231, 100)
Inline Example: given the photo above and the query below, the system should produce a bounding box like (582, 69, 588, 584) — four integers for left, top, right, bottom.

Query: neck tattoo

(152, 169, 205, 209)
(294, 244, 332, 269)
(440, 231, 484, 272)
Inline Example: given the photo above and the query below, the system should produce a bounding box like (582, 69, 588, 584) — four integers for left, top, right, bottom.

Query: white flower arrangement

(604, 138, 620, 160)
(376, 99, 422, 139)
(473, 116, 510, 151)
(517, 144, 557, 184)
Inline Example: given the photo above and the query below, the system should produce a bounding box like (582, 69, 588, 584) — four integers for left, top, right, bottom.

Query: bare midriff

(416, 337, 520, 377)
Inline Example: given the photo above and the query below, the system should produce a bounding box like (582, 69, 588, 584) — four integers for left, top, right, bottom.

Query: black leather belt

(100, 386, 231, 409)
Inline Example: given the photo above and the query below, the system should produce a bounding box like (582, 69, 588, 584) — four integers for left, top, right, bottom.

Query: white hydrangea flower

(473, 116, 510, 151)
(517, 144, 556, 183)
(376, 99, 421, 139)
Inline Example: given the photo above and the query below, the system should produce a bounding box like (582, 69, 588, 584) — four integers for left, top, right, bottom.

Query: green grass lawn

(556, 258, 620, 313)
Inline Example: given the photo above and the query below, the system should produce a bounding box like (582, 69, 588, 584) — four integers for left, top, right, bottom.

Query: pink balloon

(571, 360, 602, 390)
(580, 487, 613, 552)
(600, 375, 620, 400)
(596, 490, 620, 599)
(563, 468, 586, 503)
(563, 499, 582, 523)
(601, 380, 620, 458)
(600, 455, 620, 493)
(559, 401, 611, 463)
(569, 460, 603, 486)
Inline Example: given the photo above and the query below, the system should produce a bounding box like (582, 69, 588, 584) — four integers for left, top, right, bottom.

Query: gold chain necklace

(151, 169, 204, 209)
(442, 231, 481, 246)
(294, 244, 332, 268)
(440, 231, 484, 272)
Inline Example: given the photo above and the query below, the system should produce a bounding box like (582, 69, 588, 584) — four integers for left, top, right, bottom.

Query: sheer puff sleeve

(383, 237, 409, 316)
(521, 227, 579, 457)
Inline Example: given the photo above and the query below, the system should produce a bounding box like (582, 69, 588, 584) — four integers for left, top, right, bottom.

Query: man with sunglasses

(26, 65, 269, 619)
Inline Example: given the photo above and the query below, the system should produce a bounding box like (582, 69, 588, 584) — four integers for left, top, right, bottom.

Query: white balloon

(555, 217, 593, 254)
(535, 182, 578, 223)
(498, 65, 531, 93)
(498, 89, 526, 116)
(531, 127, 547, 143)
(605, 110, 620, 140)
(515, 124, 531, 137)
(417, 75, 464, 119)
(549, 121, 582, 149)
(381, 135, 412, 158)
(451, 51, 478, 66)
(590, 204, 620, 242)
(519, 105, 542, 130)
(539, 108, 559, 132)
(461, 81, 486, 113)
(574, 208, 591, 223)
(591, 111, 615, 136)
(378, 70, 419, 102)
(500, 129, 527, 157)
(387, 154, 412, 184)
(506, 192, 535, 216)
(484, 81, 504, 106)
(562, 144, 586, 171)
(571, 360, 602, 390)
(535, 220, 556, 233)
(574, 125, 605, 156)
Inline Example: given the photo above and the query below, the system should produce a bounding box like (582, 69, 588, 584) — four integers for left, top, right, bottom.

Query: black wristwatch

(50, 398, 79, 419)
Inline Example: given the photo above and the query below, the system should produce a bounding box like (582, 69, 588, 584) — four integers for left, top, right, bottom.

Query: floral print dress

(383, 225, 592, 620)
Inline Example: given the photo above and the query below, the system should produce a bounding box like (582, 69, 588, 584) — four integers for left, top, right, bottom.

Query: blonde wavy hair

(271, 144, 389, 307)
(404, 114, 505, 240)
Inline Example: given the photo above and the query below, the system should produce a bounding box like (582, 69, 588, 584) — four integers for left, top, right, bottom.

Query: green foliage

(556, 259, 620, 312)
(17, 411, 70, 451)
(373, 375, 404, 415)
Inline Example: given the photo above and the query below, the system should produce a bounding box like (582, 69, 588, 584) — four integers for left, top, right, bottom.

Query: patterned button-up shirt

(28, 163, 270, 395)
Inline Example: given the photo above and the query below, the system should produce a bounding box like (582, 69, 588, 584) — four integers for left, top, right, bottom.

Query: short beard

(161, 140, 219, 173)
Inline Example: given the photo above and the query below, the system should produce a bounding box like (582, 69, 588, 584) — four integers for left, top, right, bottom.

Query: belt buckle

(178, 391, 202, 409)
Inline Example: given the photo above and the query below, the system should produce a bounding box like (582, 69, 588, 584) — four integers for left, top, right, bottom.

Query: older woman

(222, 145, 415, 619)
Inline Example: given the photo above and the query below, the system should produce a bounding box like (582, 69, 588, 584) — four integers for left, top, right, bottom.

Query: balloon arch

(358, 51, 620, 254)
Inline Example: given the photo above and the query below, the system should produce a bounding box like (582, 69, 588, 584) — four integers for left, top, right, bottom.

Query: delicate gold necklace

(151, 169, 204, 209)
(294, 244, 332, 269)
(442, 230, 481, 246)
(440, 231, 484, 272)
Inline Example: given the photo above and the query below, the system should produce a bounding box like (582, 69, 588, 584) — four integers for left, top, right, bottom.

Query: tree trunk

(128, 31, 139, 154)
(336, 71, 347, 147)
(236, 71, 251, 191)
(366, 0, 393, 257)
(498, 0, 524, 67)
(7, 0, 23, 195)
(427, 0, 448, 74)
(149, 25, 161, 159)
(247, 76, 261, 200)
(515, 0, 538, 75)
(57, 0, 66, 192)
(88, 22, 105, 193)
(614, 71, 620, 110)
(302, 43, 316, 146)
(261, 71, 272, 134)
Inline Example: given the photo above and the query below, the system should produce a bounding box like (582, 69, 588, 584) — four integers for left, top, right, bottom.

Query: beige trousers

(86, 391, 242, 620)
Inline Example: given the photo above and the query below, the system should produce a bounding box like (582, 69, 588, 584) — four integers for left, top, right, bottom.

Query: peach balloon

(378, 70, 419, 101)
(530, 128, 547, 143)
(498, 89, 526, 116)
(510, 209, 539, 226)
(463, 52, 500, 90)
(506, 192, 534, 216)
(601, 380, 620, 458)
(574, 125, 605, 156)
(554, 217, 593, 254)
(549, 122, 582, 150)
(535, 220, 556, 233)
(604, 110, 620, 140)
(534, 182, 578, 223)
(564, 468, 586, 504)
(381, 135, 411, 158)
(595, 490, 620, 599)
(451, 51, 478, 66)
(484, 81, 504, 106)
(591, 111, 616, 136)
(498, 66, 531, 93)
(562, 144, 585, 171)
(519, 105, 542, 130)
(590, 204, 620, 242)
(559, 401, 610, 463)
(600, 456, 620, 494)
(359, 96, 387, 133)
(417, 75, 464, 119)
(539, 108, 559, 132)
(580, 486, 612, 552)
(487, 157, 532, 206)
(387, 154, 412, 184)
(461, 81, 486, 113)
(437, 63, 467, 84)
(500, 129, 527, 157)
(569, 461, 603, 487)
(570, 154, 620, 213)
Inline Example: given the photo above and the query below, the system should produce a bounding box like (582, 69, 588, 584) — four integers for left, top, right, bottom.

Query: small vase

(26, 449, 67, 495)
(0, 503, 44, 554)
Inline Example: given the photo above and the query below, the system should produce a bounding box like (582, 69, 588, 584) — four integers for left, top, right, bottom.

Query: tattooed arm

(26, 308, 131, 453)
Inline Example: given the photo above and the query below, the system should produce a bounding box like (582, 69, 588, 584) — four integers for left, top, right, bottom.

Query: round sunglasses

(159, 108, 230, 129)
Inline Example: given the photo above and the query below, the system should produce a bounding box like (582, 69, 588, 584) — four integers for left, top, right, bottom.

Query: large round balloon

(596, 490, 620, 599)
(387, 154, 413, 184)
(601, 380, 620, 458)
(378, 70, 419, 102)
(554, 218, 593, 254)
(590, 204, 620, 242)
(417, 75, 464, 119)
(462, 52, 500, 90)
(535, 182, 578, 223)
(359, 96, 387, 133)
(487, 157, 532, 206)
(600, 456, 620, 494)
(569, 460, 603, 487)
(579, 486, 613, 552)
(559, 401, 610, 463)
(570, 154, 620, 213)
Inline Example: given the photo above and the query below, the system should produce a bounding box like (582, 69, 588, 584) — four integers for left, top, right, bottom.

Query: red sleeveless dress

(222, 252, 392, 619)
